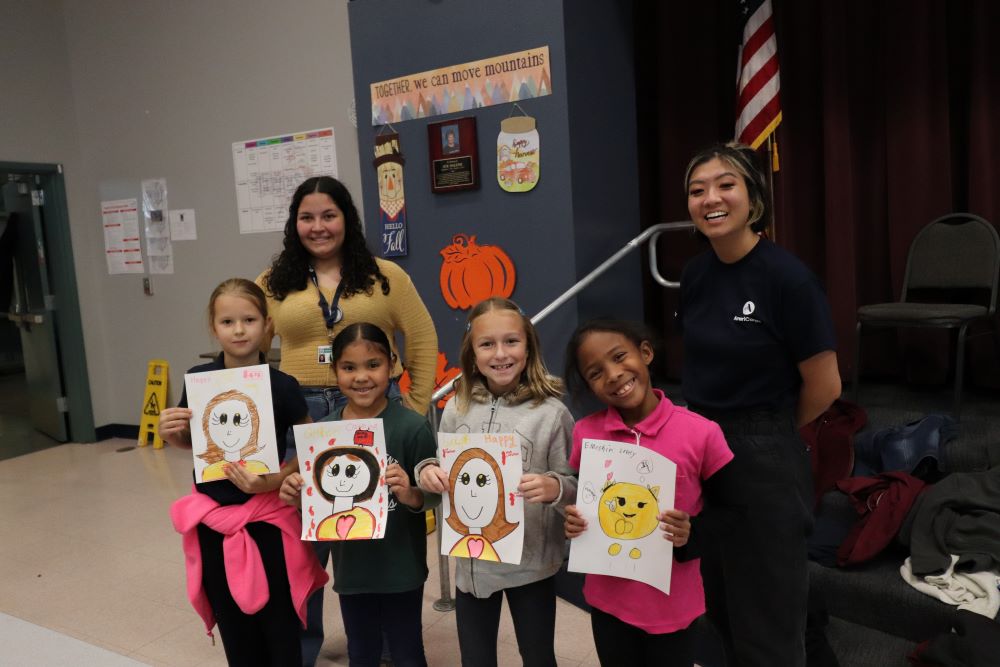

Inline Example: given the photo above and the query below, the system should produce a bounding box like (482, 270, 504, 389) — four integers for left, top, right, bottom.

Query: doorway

(0, 162, 94, 460)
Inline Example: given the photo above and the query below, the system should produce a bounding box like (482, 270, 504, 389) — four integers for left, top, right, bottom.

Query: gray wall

(1, 0, 362, 429)
(1, 0, 644, 431)
(348, 0, 643, 379)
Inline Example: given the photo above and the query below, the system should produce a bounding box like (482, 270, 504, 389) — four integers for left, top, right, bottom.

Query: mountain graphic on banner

(538, 68, 551, 95)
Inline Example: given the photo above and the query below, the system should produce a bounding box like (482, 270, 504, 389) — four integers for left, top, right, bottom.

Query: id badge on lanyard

(310, 267, 344, 366)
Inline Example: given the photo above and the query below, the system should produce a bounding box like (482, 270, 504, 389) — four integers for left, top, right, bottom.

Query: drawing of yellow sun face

(597, 481, 660, 540)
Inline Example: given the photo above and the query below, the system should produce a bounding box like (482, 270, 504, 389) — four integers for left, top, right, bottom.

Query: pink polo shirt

(570, 390, 732, 634)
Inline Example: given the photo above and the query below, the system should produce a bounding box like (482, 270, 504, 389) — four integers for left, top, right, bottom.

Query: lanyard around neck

(309, 267, 344, 339)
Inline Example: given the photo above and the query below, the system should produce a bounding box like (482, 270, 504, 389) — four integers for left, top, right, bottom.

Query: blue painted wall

(349, 0, 642, 387)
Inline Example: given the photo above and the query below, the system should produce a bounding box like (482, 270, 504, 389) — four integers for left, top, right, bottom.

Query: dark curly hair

(263, 176, 390, 300)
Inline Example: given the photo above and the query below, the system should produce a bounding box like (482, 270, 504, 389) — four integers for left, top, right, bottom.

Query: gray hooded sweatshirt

(416, 382, 577, 598)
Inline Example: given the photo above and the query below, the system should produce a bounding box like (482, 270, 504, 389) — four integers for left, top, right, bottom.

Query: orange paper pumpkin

(439, 234, 516, 310)
(399, 352, 462, 409)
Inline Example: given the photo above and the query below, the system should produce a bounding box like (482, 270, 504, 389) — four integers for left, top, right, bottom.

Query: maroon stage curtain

(636, 0, 1000, 389)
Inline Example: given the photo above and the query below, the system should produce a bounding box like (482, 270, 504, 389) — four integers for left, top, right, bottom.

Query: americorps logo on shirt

(733, 300, 762, 324)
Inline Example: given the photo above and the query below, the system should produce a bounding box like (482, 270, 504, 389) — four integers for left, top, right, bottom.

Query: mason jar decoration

(497, 114, 539, 193)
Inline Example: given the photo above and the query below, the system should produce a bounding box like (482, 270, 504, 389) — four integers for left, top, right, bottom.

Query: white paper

(232, 128, 338, 235)
(294, 420, 389, 541)
(169, 209, 197, 240)
(568, 439, 677, 594)
(438, 432, 525, 564)
(184, 364, 279, 483)
(145, 236, 172, 256)
(101, 198, 144, 274)
(147, 254, 174, 275)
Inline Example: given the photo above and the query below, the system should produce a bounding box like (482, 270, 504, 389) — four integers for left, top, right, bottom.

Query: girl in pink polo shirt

(564, 319, 735, 667)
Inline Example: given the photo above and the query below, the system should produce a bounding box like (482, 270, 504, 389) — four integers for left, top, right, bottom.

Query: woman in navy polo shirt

(679, 143, 842, 667)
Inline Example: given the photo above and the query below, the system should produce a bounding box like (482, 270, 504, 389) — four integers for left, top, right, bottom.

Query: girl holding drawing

(563, 319, 735, 667)
(416, 297, 577, 667)
(160, 278, 325, 666)
(257, 175, 437, 664)
(279, 323, 439, 667)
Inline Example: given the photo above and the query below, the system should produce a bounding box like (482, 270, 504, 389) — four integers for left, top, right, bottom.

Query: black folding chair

(852, 213, 1000, 419)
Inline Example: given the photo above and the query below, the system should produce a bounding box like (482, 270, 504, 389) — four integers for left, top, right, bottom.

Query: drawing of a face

(445, 447, 518, 542)
(314, 446, 380, 504)
(597, 481, 660, 540)
(208, 398, 253, 452)
(322, 454, 372, 497)
(199, 389, 261, 463)
(453, 457, 498, 529)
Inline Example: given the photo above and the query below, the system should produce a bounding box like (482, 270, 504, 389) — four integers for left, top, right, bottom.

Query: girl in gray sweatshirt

(417, 297, 576, 667)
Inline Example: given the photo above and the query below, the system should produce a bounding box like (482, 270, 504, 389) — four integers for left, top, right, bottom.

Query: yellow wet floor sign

(139, 359, 169, 449)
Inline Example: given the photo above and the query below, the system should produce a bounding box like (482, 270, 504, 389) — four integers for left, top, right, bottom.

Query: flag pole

(766, 134, 777, 243)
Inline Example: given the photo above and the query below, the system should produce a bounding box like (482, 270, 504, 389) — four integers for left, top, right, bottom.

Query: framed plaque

(428, 116, 479, 193)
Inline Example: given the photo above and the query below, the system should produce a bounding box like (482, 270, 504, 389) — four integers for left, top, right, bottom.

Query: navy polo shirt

(678, 239, 836, 412)
(179, 354, 308, 505)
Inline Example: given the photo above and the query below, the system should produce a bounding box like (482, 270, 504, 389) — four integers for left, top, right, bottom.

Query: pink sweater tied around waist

(170, 488, 328, 635)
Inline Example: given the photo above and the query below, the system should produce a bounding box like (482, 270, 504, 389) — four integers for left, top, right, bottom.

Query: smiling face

(597, 481, 660, 540)
(686, 157, 756, 249)
(296, 192, 346, 263)
(576, 331, 659, 427)
(452, 457, 500, 530)
(334, 340, 391, 418)
(471, 309, 528, 396)
(207, 398, 253, 453)
(211, 294, 268, 368)
(320, 453, 373, 499)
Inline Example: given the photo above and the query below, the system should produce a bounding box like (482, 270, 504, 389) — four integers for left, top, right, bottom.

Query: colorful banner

(373, 132, 408, 257)
(370, 46, 552, 125)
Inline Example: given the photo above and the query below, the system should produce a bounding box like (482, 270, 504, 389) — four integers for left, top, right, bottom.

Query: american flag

(735, 0, 782, 149)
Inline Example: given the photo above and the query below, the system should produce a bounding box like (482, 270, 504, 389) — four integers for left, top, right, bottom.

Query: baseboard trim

(96, 424, 139, 441)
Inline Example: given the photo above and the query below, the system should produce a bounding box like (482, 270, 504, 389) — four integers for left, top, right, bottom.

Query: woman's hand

(279, 472, 305, 507)
(519, 473, 560, 504)
(658, 509, 691, 547)
(158, 407, 192, 448)
(565, 505, 588, 539)
(418, 463, 449, 494)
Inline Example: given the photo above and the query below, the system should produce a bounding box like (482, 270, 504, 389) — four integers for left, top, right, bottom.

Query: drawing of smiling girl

(314, 446, 381, 540)
(197, 389, 269, 482)
(446, 447, 519, 561)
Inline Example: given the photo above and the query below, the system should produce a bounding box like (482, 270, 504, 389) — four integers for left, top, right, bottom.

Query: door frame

(1, 161, 95, 442)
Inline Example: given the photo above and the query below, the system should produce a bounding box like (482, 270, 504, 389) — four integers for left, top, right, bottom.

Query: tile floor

(0, 438, 599, 666)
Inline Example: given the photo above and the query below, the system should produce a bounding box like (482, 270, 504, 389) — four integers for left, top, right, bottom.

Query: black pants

(198, 522, 302, 667)
(455, 576, 557, 667)
(692, 408, 813, 667)
(338, 586, 426, 667)
(590, 606, 694, 667)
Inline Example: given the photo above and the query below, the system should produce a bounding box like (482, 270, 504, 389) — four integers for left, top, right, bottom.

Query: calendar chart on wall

(232, 128, 338, 234)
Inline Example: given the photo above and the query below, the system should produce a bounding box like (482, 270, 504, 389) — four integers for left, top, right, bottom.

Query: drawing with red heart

(468, 537, 485, 559)
(336, 514, 356, 539)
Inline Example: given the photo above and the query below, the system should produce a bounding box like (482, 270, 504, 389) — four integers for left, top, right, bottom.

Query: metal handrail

(425, 220, 694, 611)
(430, 220, 693, 403)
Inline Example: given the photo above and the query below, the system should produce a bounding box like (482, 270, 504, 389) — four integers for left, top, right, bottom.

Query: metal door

(3, 180, 68, 442)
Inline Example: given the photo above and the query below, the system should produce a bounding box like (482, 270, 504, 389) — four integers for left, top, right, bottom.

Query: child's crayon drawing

(184, 364, 278, 483)
(294, 420, 389, 541)
(569, 438, 677, 594)
(438, 432, 524, 564)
